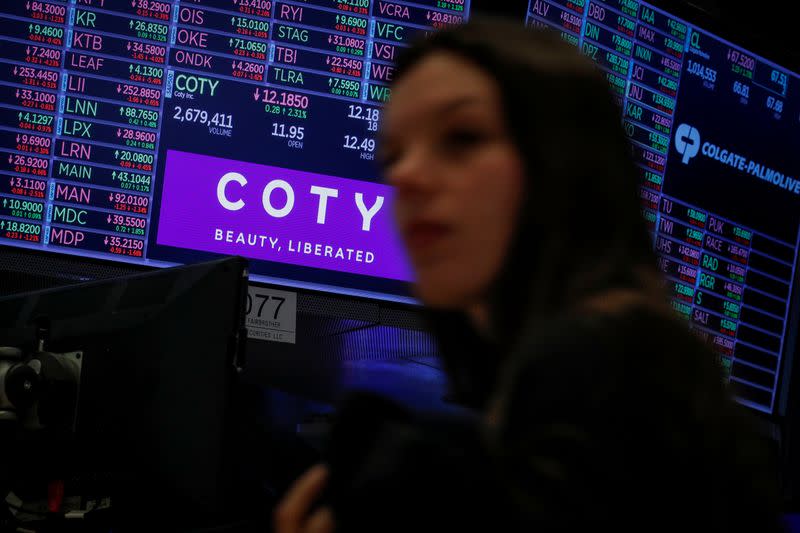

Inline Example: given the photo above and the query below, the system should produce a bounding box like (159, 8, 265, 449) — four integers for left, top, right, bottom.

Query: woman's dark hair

(391, 18, 664, 407)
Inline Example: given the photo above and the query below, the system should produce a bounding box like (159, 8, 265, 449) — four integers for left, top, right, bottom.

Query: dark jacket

(323, 304, 784, 532)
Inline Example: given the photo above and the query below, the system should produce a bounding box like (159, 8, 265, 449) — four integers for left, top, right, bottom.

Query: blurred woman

(274, 18, 784, 533)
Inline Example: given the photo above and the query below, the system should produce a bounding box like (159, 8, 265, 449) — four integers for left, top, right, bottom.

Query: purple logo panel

(157, 150, 412, 281)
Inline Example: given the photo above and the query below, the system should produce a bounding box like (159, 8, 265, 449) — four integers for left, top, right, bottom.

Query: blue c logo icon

(675, 123, 700, 164)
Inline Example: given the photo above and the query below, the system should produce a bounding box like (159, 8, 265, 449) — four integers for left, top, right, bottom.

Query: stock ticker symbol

(675, 123, 701, 164)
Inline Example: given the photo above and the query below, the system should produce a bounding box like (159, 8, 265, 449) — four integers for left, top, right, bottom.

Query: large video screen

(0, 0, 469, 301)
(527, 0, 800, 414)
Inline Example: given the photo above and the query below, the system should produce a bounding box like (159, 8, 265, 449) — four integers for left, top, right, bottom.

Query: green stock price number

(329, 77, 360, 97)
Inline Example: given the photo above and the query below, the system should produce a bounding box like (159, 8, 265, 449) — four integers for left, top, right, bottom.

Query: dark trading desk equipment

(0, 257, 260, 532)
(0, 253, 456, 533)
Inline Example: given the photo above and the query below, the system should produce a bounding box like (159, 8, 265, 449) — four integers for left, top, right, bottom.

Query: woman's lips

(404, 221, 450, 252)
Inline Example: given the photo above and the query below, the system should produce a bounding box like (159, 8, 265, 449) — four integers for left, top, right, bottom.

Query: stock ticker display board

(527, 0, 800, 413)
(0, 0, 797, 414)
(0, 0, 468, 300)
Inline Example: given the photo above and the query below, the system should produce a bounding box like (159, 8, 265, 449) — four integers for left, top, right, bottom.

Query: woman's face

(382, 52, 525, 310)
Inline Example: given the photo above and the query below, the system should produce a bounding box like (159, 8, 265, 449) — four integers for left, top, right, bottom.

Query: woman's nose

(385, 147, 438, 200)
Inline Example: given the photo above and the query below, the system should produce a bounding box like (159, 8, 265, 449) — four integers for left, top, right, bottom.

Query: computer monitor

(0, 0, 471, 304)
(525, 0, 800, 417)
(0, 256, 251, 531)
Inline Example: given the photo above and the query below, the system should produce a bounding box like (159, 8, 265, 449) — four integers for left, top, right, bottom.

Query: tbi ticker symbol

(675, 123, 700, 164)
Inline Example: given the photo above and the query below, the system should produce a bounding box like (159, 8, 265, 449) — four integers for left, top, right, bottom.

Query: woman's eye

(442, 129, 485, 151)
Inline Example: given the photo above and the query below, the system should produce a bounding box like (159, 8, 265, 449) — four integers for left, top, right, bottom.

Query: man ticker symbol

(675, 123, 700, 164)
